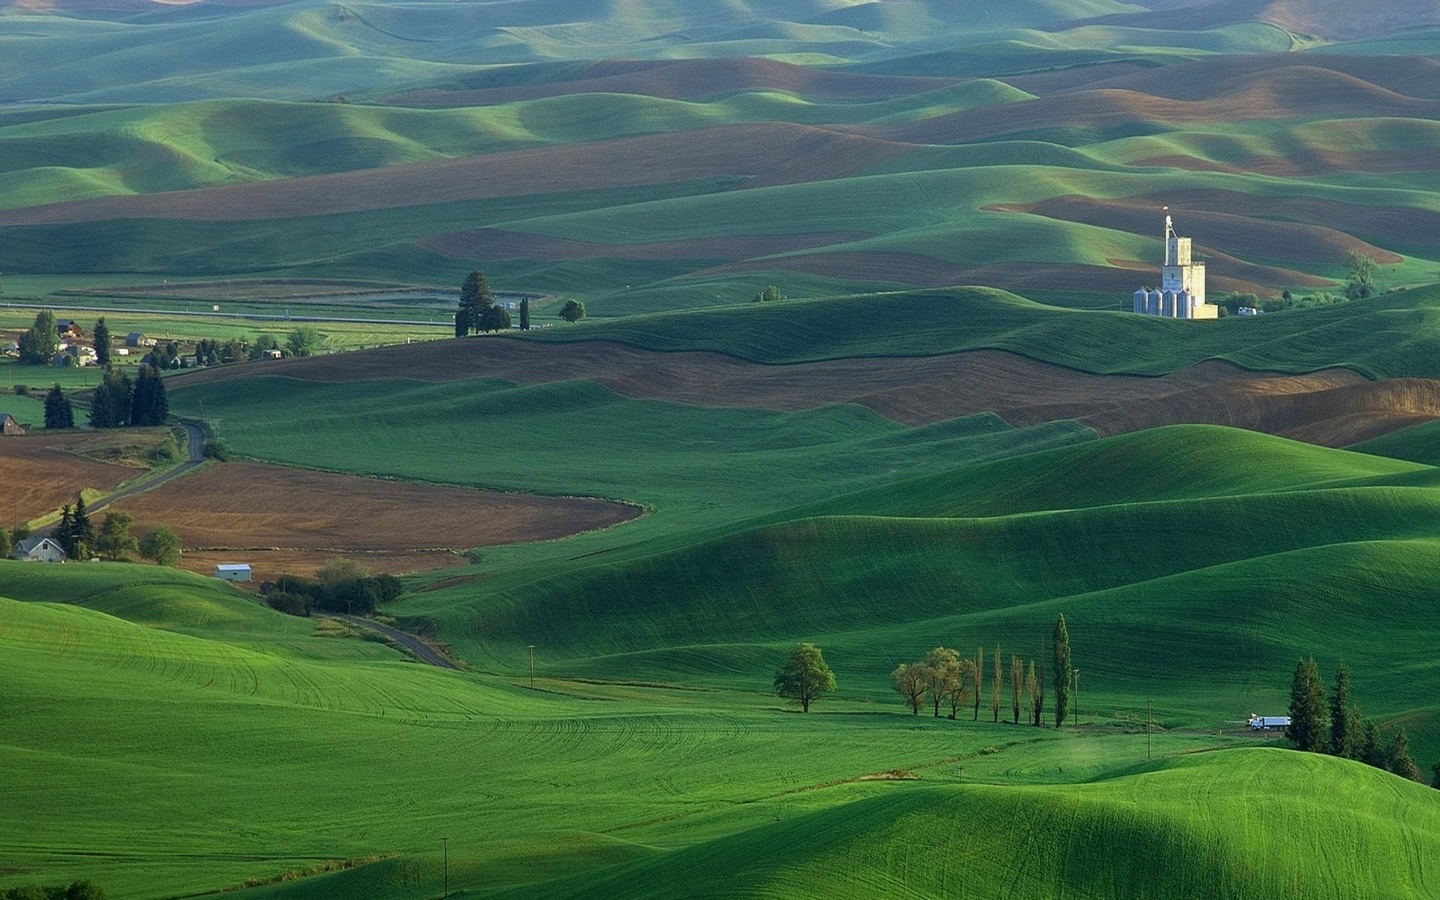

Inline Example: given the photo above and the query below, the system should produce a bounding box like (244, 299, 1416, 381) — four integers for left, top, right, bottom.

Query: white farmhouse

(13, 536, 67, 562)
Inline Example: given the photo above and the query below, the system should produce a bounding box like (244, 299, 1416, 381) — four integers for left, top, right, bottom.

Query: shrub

(202, 439, 232, 461)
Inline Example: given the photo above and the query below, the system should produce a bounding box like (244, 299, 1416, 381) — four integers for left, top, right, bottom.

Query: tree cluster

(890, 615, 1076, 728)
(1286, 658, 1430, 784)
(752, 285, 786, 303)
(17, 310, 58, 364)
(1344, 250, 1377, 301)
(3, 879, 106, 900)
(55, 497, 96, 560)
(259, 561, 403, 617)
(87, 366, 168, 428)
(454, 270, 510, 335)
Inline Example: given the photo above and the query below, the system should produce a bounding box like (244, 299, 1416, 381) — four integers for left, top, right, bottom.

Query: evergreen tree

(772, 643, 835, 713)
(44, 384, 74, 429)
(1053, 614, 1071, 727)
(56, 505, 74, 556)
(1431, 759, 1440, 790)
(71, 495, 95, 559)
(88, 368, 133, 428)
(130, 365, 168, 426)
(1286, 657, 1328, 752)
(0, 527, 10, 559)
(1389, 728, 1423, 782)
(93, 317, 111, 368)
(991, 646, 1002, 723)
(456, 270, 492, 336)
(1361, 719, 1386, 769)
(519, 297, 531, 331)
(1329, 662, 1361, 759)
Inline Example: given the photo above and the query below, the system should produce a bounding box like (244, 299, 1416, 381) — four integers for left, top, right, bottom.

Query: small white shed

(215, 564, 252, 582)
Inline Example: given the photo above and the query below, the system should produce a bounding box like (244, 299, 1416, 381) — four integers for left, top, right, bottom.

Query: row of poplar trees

(891, 614, 1076, 727)
(1287, 657, 1435, 784)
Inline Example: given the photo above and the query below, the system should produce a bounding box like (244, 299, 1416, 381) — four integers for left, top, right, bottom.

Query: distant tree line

(260, 560, 402, 617)
(46, 494, 181, 565)
(2, 879, 106, 900)
(1286, 657, 1437, 786)
(891, 614, 1076, 728)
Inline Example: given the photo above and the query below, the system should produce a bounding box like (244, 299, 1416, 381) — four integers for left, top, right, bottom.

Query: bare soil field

(169, 338, 1439, 447)
(0, 429, 169, 525)
(109, 461, 642, 579)
(0, 124, 910, 226)
(420, 228, 872, 263)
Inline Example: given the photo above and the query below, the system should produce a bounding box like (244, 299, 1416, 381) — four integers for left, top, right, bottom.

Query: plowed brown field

(109, 461, 641, 580)
(0, 124, 909, 226)
(171, 338, 1440, 448)
(1, 431, 155, 525)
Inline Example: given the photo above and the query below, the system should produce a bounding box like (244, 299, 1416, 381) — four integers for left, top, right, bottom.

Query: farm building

(215, 564, 252, 582)
(55, 320, 85, 339)
(126, 332, 155, 348)
(12, 536, 66, 562)
(1, 413, 31, 435)
(1132, 215, 1217, 319)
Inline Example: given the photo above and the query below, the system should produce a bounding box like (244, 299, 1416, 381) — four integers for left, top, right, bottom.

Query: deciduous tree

(95, 512, 138, 561)
(1025, 660, 1040, 727)
(752, 285, 785, 303)
(1286, 657, 1328, 752)
(478, 302, 511, 333)
(921, 647, 960, 718)
(1053, 614, 1071, 727)
(1010, 653, 1022, 724)
(18, 310, 57, 364)
(559, 299, 586, 323)
(139, 525, 182, 567)
(773, 643, 835, 713)
(893, 662, 927, 715)
(991, 646, 1002, 723)
(286, 326, 326, 357)
(1344, 249, 1377, 300)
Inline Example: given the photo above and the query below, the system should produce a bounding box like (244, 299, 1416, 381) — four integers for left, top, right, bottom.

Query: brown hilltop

(170, 337, 1440, 449)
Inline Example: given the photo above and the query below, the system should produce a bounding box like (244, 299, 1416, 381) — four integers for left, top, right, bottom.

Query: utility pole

(528, 644, 535, 690)
(1148, 699, 1153, 760)
(443, 836, 448, 898)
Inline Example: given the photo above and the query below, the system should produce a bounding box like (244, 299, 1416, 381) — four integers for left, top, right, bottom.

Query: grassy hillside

(521, 283, 1440, 379)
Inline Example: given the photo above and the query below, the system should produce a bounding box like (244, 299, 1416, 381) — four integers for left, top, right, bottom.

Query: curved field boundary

(165, 337, 1439, 447)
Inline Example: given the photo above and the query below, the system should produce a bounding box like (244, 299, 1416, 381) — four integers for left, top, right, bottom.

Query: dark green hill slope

(523, 284, 1440, 378)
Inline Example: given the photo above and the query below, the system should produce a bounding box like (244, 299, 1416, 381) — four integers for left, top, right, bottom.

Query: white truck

(1248, 715, 1290, 731)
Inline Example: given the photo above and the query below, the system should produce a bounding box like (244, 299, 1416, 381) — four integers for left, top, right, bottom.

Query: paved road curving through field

(89, 422, 208, 514)
(331, 613, 462, 670)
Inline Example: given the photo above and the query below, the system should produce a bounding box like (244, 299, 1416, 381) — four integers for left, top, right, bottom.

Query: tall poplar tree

(93, 317, 111, 368)
(1025, 660, 1040, 727)
(1010, 654, 1022, 724)
(1053, 614, 1071, 727)
(1286, 657, 1328, 752)
(991, 646, 1002, 723)
(973, 646, 984, 721)
(519, 297, 531, 331)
